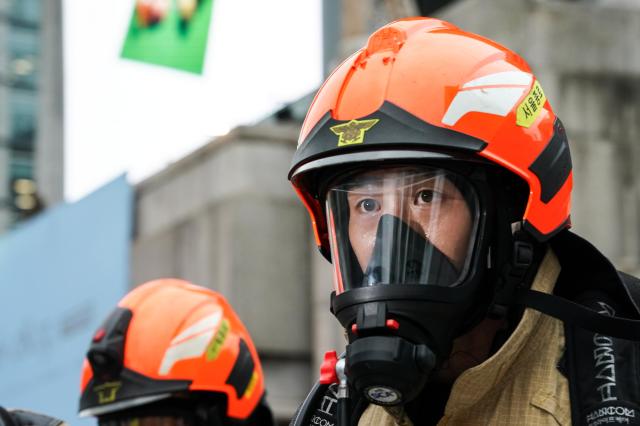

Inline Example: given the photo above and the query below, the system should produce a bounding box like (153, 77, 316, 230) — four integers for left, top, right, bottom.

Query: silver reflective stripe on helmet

(78, 393, 172, 418)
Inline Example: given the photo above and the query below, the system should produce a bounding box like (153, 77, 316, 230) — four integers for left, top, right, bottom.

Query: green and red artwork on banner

(121, 0, 214, 74)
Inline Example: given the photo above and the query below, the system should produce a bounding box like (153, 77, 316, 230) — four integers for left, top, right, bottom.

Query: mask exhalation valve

(346, 335, 436, 406)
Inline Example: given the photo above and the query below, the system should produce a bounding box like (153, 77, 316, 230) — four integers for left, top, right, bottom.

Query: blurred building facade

(0, 0, 64, 232)
(131, 0, 640, 423)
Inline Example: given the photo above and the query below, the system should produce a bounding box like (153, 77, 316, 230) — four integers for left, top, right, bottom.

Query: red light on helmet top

(92, 328, 106, 343)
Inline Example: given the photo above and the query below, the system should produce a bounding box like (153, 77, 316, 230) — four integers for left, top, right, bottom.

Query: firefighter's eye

(356, 198, 380, 213)
(415, 190, 440, 205)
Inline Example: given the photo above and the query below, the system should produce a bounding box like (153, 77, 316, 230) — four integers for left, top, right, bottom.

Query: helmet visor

(326, 166, 480, 293)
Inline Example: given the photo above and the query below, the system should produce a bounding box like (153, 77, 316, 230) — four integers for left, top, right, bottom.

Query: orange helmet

(289, 17, 571, 260)
(78, 279, 272, 425)
(288, 20, 574, 403)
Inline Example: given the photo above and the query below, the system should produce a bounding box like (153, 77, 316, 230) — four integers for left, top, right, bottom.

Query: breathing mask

(325, 165, 491, 405)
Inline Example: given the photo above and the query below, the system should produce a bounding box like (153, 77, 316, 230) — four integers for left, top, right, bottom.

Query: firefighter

(288, 17, 640, 426)
(79, 279, 274, 426)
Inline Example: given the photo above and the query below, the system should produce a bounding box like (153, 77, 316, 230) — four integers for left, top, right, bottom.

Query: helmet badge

(330, 119, 379, 147)
(94, 381, 122, 404)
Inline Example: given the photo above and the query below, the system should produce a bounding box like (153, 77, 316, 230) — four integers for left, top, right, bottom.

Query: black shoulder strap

(515, 288, 640, 340)
(619, 271, 640, 313)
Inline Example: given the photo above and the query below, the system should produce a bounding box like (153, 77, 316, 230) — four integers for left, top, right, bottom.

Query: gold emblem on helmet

(330, 119, 379, 147)
(94, 381, 122, 404)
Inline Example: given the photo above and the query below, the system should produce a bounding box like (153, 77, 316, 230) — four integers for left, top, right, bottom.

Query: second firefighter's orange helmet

(79, 279, 269, 423)
(289, 17, 572, 257)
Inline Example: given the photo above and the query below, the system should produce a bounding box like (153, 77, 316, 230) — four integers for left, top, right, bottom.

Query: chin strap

(516, 288, 640, 340)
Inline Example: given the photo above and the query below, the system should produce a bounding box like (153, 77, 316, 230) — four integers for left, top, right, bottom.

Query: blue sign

(0, 175, 132, 424)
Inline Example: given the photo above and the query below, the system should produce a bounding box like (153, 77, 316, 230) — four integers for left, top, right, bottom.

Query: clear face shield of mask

(324, 166, 484, 406)
(326, 166, 480, 293)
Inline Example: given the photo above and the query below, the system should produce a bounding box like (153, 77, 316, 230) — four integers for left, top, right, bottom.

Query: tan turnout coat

(359, 250, 571, 426)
